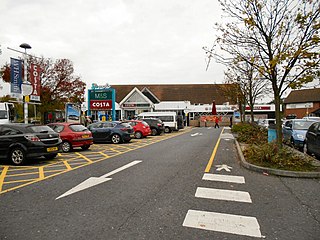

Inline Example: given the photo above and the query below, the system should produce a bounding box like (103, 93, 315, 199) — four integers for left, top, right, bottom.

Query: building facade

(283, 88, 320, 118)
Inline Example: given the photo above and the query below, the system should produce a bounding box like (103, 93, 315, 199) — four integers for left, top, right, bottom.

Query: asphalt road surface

(0, 127, 319, 240)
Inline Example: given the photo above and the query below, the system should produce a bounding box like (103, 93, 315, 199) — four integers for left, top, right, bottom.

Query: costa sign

(90, 100, 112, 110)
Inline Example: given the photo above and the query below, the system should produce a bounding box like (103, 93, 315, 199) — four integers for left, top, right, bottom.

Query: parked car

(141, 118, 164, 136)
(47, 122, 93, 152)
(122, 120, 151, 139)
(282, 119, 318, 150)
(257, 118, 276, 128)
(87, 121, 134, 144)
(0, 124, 62, 165)
(305, 121, 320, 159)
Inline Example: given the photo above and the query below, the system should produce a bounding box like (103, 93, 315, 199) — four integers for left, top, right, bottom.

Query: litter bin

(268, 123, 277, 143)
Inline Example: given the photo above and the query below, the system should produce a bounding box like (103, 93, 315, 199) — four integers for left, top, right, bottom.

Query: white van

(138, 112, 178, 133)
(0, 102, 15, 124)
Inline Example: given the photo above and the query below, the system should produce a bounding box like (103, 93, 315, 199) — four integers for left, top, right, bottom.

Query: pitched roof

(112, 84, 237, 105)
(284, 88, 320, 104)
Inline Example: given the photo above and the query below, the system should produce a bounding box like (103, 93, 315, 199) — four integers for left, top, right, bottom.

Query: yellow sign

(25, 95, 30, 102)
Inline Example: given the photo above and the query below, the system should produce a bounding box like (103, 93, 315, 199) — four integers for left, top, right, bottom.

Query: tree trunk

(274, 92, 283, 148)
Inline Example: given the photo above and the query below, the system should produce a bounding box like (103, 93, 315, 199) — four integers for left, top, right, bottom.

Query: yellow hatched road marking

(75, 152, 93, 163)
(0, 166, 9, 192)
(63, 161, 72, 170)
(39, 167, 45, 180)
(99, 152, 110, 158)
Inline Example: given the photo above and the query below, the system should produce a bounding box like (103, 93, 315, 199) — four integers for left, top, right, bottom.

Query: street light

(19, 43, 32, 124)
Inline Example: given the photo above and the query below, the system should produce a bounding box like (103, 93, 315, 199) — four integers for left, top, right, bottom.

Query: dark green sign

(89, 90, 112, 100)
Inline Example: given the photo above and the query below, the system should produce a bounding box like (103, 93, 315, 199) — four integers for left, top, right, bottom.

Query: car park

(304, 121, 320, 159)
(47, 122, 93, 152)
(121, 120, 151, 139)
(141, 118, 164, 136)
(0, 123, 62, 165)
(87, 121, 134, 144)
(282, 119, 318, 150)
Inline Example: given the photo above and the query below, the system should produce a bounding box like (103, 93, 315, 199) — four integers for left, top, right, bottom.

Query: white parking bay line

(183, 209, 262, 238)
(195, 187, 252, 203)
(203, 173, 245, 184)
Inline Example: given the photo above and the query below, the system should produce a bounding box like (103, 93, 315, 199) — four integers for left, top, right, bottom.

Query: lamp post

(19, 43, 32, 124)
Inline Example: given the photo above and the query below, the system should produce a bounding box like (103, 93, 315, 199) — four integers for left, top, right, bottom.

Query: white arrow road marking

(191, 133, 199, 137)
(56, 160, 142, 200)
(195, 187, 252, 203)
(183, 210, 262, 238)
(215, 164, 232, 172)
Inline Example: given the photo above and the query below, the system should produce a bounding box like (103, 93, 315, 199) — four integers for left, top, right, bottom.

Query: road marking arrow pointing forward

(56, 160, 142, 200)
(215, 164, 232, 172)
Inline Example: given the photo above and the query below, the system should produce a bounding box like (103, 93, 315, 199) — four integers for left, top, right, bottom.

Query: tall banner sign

(10, 58, 22, 96)
(30, 64, 41, 101)
(65, 103, 81, 123)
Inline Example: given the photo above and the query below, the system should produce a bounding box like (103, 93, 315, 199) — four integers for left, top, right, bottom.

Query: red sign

(30, 64, 41, 101)
(90, 100, 112, 110)
(245, 106, 271, 110)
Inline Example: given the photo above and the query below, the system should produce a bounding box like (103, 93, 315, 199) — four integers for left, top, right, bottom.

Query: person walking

(214, 116, 220, 128)
(229, 116, 233, 128)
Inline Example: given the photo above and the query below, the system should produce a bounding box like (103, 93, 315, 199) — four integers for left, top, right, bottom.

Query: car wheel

(81, 145, 90, 150)
(134, 131, 143, 139)
(61, 141, 72, 152)
(151, 128, 158, 136)
(164, 127, 171, 133)
(44, 153, 58, 160)
(111, 134, 121, 144)
(10, 147, 26, 165)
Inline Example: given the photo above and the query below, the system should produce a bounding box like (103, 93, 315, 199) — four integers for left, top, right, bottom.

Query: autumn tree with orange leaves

(0, 57, 86, 122)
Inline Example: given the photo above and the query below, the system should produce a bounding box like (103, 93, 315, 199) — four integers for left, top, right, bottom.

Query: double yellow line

(204, 128, 224, 173)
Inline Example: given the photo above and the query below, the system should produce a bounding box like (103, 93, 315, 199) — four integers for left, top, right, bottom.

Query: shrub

(232, 123, 267, 145)
(243, 142, 315, 171)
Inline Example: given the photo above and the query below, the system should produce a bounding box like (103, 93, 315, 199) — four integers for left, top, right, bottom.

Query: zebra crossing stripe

(183, 209, 262, 238)
(195, 187, 252, 203)
(202, 173, 245, 184)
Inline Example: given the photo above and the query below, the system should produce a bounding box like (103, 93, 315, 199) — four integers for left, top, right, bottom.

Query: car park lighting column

(20, 43, 32, 124)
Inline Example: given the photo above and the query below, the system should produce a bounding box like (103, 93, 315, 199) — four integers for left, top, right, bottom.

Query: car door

(311, 122, 320, 156)
(101, 122, 113, 141)
(0, 126, 21, 158)
(90, 123, 105, 141)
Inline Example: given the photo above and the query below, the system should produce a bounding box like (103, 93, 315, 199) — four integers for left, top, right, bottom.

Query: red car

(47, 122, 93, 152)
(122, 120, 151, 139)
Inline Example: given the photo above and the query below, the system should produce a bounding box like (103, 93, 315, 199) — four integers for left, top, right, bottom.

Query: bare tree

(208, 0, 320, 147)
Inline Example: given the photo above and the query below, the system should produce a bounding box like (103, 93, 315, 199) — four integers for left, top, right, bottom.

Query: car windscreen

(119, 123, 131, 128)
(293, 121, 315, 130)
(29, 125, 55, 133)
(69, 124, 88, 132)
(142, 121, 149, 126)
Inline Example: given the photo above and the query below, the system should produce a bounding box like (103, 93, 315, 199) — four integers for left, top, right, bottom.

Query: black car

(0, 124, 62, 165)
(141, 118, 164, 136)
(305, 121, 320, 159)
(87, 121, 134, 144)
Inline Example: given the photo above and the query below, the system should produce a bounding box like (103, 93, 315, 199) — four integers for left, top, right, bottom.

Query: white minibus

(138, 112, 178, 133)
(0, 102, 15, 124)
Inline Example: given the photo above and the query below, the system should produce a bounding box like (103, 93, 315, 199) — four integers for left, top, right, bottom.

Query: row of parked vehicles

(282, 117, 320, 160)
(0, 118, 168, 166)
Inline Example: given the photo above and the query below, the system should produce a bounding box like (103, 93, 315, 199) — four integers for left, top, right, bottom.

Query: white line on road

(183, 209, 262, 238)
(202, 173, 245, 184)
(195, 187, 252, 203)
(191, 133, 199, 137)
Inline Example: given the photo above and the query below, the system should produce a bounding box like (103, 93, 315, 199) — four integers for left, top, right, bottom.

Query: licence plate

(82, 134, 89, 138)
(47, 147, 58, 152)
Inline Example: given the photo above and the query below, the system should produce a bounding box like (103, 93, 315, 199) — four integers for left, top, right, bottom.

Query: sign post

(88, 83, 116, 121)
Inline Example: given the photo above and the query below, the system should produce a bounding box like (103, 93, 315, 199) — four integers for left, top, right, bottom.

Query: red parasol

(212, 100, 217, 115)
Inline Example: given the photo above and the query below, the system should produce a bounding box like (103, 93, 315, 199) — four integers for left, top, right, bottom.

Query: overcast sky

(0, 0, 225, 94)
